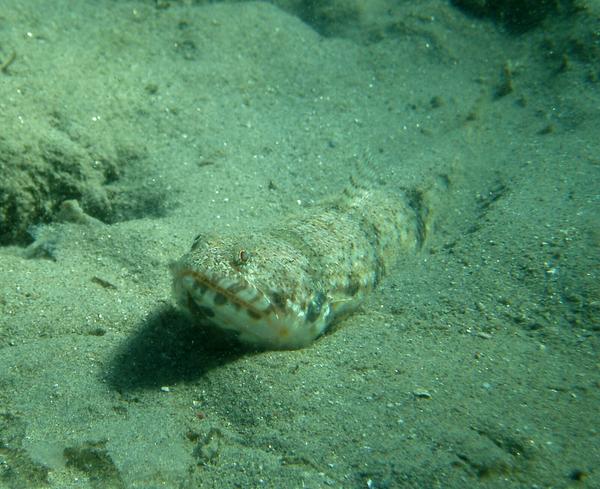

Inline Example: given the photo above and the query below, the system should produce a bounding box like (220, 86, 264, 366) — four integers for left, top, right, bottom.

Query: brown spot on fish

(246, 308, 262, 320)
(213, 292, 227, 305)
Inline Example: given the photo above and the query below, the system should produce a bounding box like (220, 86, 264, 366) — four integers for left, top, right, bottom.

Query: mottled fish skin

(170, 187, 421, 349)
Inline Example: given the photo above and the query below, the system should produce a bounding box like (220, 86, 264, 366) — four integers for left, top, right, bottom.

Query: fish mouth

(170, 263, 331, 349)
(173, 268, 275, 324)
(173, 267, 297, 347)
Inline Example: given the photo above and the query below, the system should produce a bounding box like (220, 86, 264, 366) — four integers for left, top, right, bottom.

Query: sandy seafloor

(0, 1, 599, 488)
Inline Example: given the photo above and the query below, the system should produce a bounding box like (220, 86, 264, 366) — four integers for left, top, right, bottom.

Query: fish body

(171, 186, 421, 349)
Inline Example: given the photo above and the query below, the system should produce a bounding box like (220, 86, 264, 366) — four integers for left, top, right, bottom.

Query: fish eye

(238, 249, 250, 263)
(191, 234, 203, 250)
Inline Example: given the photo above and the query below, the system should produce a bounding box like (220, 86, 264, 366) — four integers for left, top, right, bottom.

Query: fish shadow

(107, 304, 252, 391)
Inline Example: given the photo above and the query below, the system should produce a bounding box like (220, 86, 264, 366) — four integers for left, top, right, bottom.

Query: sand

(0, 1, 598, 488)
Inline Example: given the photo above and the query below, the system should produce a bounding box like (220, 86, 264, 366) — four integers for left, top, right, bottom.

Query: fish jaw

(170, 263, 332, 350)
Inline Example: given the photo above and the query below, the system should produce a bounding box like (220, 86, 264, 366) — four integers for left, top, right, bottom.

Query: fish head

(170, 232, 331, 349)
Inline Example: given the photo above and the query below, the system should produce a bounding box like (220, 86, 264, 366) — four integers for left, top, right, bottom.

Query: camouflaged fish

(170, 184, 425, 349)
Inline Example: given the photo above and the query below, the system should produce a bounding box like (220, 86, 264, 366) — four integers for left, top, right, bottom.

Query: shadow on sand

(106, 305, 253, 391)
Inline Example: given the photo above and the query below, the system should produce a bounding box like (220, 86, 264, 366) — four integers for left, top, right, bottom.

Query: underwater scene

(0, 1, 598, 488)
